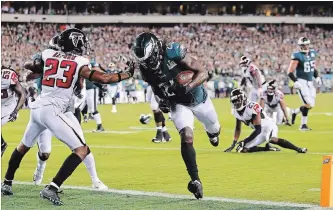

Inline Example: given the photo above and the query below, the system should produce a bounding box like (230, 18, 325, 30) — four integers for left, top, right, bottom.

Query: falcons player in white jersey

(239, 56, 266, 102)
(224, 89, 307, 153)
(260, 80, 292, 126)
(1, 28, 135, 206)
(1, 67, 26, 157)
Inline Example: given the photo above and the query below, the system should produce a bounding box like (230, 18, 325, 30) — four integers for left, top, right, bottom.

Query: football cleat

(40, 185, 63, 206)
(187, 180, 203, 199)
(297, 148, 307, 153)
(1, 183, 13, 196)
(152, 129, 163, 143)
(162, 131, 172, 142)
(1, 141, 7, 157)
(299, 124, 311, 131)
(265, 143, 281, 152)
(209, 137, 219, 147)
(236, 141, 245, 152)
(92, 181, 108, 190)
(291, 111, 297, 125)
(83, 115, 88, 123)
(93, 125, 105, 133)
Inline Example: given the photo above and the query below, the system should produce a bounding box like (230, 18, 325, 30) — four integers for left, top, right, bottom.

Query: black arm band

(243, 125, 261, 144)
(116, 73, 121, 82)
(88, 70, 96, 81)
(288, 72, 297, 82)
(313, 69, 318, 78)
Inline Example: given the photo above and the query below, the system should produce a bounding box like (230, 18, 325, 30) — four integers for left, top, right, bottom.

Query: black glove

(285, 120, 292, 126)
(125, 60, 135, 77)
(235, 141, 245, 153)
(159, 99, 170, 113)
(169, 82, 190, 96)
(8, 110, 18, 122)
(224, 141, 237, 152)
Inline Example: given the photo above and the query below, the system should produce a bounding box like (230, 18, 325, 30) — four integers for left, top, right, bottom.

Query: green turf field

(1, 93, 333, 209)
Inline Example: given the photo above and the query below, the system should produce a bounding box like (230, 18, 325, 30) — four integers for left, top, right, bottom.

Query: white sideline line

(7, 143, 332, 155)
(14, 181, 316, 208)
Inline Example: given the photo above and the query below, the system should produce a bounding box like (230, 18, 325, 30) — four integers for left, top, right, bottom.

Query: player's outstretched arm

(24, 60, 43, 81)
(80, 62, 134, 84)
(178, 55, 208, 91)
(224, 119, 242, 152)
(8, 77, 26, 122)
(279, 99, 291, 126)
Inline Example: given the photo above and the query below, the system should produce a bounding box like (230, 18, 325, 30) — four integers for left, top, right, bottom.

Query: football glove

(8, 110, 18, 122)
(125, 60, 135, 78)
(159, 99, 171, 113)
(293, 81, 302, 90)
(224, 141, 237, 152)
(285, 120, 292, 126)
(235, 141, 245, 153)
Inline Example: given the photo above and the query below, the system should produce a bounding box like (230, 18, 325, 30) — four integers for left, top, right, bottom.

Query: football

(175, 70, 194, 86)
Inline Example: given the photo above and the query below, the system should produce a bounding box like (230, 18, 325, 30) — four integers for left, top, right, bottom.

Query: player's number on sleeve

(304, 61, 315, 73)
(42, 59, 77, 88)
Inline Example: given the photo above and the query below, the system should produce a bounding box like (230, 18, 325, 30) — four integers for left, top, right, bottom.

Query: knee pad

(153, 111, 164, 123)
(180, 127, 194, 144)
(302, 107, 309, 116)
(38, 152, 50, 161)
(92, 111, 99, 115)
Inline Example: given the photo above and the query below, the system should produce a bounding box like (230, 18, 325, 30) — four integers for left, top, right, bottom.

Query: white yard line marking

(14, 181, 316, 208)
(7, 143, 332, 155)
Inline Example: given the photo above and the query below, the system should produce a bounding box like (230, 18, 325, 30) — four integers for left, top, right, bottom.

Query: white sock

(301, 116, 308, 125)
(83, 153, 100, 183)
(168, 113, 172, 118)
(37, 152, 46, 169)
(294, 108, 301, 114)
(93, 113, 102, 125)
(162, 126, 167, 132)
(156, 126, 162, 130)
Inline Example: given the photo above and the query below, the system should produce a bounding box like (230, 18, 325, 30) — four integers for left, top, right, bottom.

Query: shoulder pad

(291, 52, 300, 60)
(247, 102, 261, 114)
(165, 42, 187, 61)
(309, 50, 317, 58)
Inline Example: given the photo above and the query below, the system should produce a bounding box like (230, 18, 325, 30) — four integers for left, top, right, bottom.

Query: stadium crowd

(1, 23, 333, 96)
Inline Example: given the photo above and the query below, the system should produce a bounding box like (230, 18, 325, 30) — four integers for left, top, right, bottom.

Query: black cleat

(1, 141, 7, 157)
(265, 143, 281, 152)
(187, 180, 203, 199)
(40, 185, 63, 206)
(162, 131, 172, 142)
(299, 124, 311, 131)
(291, 112, 297, 125)
(1, 183, 13, 196)
(297, 148, 307, 153)
(83, 115, 88, 123)
(152, 129, 163, 143)
(93, 124, 105, 132)
(209, 137, 219, 147)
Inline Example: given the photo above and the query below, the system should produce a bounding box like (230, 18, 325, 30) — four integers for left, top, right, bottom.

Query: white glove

(315, 77, 322, 86)
(293, 81, 302, 90)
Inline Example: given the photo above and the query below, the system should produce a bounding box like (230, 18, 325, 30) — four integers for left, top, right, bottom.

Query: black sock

(248, 146, 268, 152)
(302, 107, 309, 117)
(271, 138, 299, 151)
(52, 153, 83, 187)
(81, 105, 88, 116)
(112, 97, 116, 105)
(161, 115, 166, 128)
(4, 149, 25, 186)
(181, 142, 199, 181)
(1, 135, 5, 146)
(154, 111, 163, 124)
(74, 108, 81, 125)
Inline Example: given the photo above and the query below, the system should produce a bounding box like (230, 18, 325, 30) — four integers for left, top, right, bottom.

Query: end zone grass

(1, 93, 333, 209)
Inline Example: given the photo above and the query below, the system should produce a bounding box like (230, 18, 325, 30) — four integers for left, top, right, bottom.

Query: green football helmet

(132, 32, 163, 70)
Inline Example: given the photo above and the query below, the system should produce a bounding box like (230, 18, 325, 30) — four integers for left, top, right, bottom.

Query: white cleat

(92, 181, 108, 190)
(33, 165, 46, 185)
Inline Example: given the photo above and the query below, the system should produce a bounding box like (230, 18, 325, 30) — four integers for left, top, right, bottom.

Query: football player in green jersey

(287, 37, 321, 131)
(132, 32, 221, 199)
